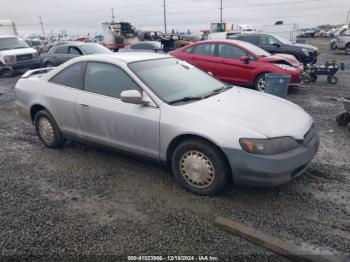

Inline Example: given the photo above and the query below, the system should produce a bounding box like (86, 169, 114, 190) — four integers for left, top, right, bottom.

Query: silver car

(15, 53, 319, 195)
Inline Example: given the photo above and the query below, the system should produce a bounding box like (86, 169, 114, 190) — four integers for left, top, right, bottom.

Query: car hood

(181, 87, 312, 139)
(259, 54, 300, 67)
(0, 47, 37, 56)
(287, 43, 318, 51)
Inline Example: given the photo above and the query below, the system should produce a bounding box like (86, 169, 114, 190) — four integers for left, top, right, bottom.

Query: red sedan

(169, 40, 303, 91)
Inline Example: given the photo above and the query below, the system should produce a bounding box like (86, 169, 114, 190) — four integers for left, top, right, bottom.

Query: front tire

(34, 110, 65, 148)
(345, 44, 350, 55)
(44, 61, 54, 67)
(171, 139, 230, 195)
(254, 74, 267, 92)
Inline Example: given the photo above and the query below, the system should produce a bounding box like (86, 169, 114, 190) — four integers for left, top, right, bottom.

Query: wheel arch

(166, 134, 233, 179)
(30, 104, 48, 123)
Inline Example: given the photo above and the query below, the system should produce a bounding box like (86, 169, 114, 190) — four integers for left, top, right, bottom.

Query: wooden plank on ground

(214, 216, 345, 262)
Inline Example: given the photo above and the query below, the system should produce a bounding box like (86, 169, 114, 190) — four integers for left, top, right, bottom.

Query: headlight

(32, 52, 39, 59)
(275, 64, 297, 71)
(4, 55, 14, 64)
(239, 137, 299, 155)
(302, 48, 312, 56)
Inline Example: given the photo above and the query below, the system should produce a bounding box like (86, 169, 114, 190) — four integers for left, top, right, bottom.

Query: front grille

(16, 54, 33, 63)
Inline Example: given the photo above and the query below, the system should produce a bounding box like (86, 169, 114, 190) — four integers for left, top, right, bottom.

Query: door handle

(80, 103, 88, 107)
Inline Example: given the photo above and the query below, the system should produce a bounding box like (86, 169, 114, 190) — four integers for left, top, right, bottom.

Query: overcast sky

(1, 0, 349, 35)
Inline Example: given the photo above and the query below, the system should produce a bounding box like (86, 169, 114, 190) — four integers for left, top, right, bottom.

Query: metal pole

(111, 8, 115, 23)
(39, 16, 45, 37)
(347, 10, 350, 25)
(163, 0, 167, 34)
(220, 0, 223, 23)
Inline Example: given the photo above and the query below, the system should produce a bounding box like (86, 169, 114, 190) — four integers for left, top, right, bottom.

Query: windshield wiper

(168, 96, 203, 105)
(204, 85, 232, 98)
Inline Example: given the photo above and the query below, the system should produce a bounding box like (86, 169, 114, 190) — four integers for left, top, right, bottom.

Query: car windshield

(0, 37, 29, 51)
(129, 58, 229, 104)
(273, 35, 293, 45)
(79, 44, 111, 54)
(236, 41, 271, 57)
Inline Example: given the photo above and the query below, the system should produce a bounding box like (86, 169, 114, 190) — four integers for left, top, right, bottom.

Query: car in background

(119, 41, 163, 53)
(336, 27, 350, 55)
(170, 40, 303, 92)
(0, 35, 40, 76)
(40, 42, 111, 67)
(228, 33, 318, 65)
(15, 53, 319, 195)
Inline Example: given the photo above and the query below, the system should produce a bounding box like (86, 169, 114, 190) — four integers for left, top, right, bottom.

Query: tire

(327, 76, 337, 84)
(171, 138, 230, 195)
(345, 44, 350, 55)
(34, 110, 65, 148)
(346, 123, 350, 134)
(336, 112, 350, 126)
(0, 67, 15, 77)
(254, 74, 267, 92)
(44, 61, 54, 67)
(303, 76, 311, 84)
(310, 74, 317, 82)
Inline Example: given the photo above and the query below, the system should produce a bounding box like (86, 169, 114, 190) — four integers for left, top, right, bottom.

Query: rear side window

(218, 44, 247, 59)
(84, 62, 141, 99)
(259, 35, 279, 45)
(54, 46, 69, 54)
(69, 46, 82, 55)
(192, 44, 215, 56)
(50, 62, 83, 89)
(131, 43, 151, 50)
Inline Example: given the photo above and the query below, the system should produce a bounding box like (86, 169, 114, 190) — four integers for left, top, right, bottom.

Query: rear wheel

(34, 110, 65, 148)
(327, 76, 337, 84)
(171, 138, 229, 195)
(336, 112, 350, 126)
(44, 61, 54, 67)
(254, 74, 267, 92)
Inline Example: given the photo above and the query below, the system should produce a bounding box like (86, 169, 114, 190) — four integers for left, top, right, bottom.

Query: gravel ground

(0, 39, 349, 261)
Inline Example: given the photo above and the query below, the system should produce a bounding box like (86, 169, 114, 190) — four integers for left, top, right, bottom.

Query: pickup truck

(0, 36, 40, 76)
(336, 27, 350, 54)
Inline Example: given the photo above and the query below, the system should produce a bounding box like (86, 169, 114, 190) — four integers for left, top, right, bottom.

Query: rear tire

(336, 112, 350, 126)
(44, 61, 54, 67)
(34, 110, 65, 148)
(327, 76, 337, 84)
(171, 138, 230, 195)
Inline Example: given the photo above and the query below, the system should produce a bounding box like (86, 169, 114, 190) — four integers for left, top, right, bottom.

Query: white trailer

(259, 23, 301, 42)
(0, 20, 18, 36)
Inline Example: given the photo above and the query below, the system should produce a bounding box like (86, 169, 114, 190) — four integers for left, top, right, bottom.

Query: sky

(1, 0, 349, 35)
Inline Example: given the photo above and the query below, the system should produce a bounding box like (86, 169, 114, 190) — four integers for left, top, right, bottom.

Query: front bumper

(6, 58, 41, 72)
(223, 130, 320, 187)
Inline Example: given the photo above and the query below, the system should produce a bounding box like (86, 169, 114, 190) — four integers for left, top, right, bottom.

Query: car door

(51, 45, 71, 65)
(258, 35, 282, 54)
(75, 61, 160, 159)
(215, 43, 257, 85)
(185, 43, 219, 74)
(46, 62, 85, 136)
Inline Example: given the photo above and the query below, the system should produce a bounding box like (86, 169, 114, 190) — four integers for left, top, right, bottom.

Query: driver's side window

(54, 46, 69, 54)
(259, 35, 278, 45)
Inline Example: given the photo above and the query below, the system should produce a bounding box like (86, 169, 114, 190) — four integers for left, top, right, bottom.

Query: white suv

(336, 27, 350, 55)
(0, 36, 40, 76)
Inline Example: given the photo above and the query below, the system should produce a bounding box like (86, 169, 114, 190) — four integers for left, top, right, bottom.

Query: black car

(40, 42, 111, 67)
(228, 33, 318, 65)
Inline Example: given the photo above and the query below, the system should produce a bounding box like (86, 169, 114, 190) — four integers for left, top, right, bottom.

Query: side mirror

(120, 90, 147, 105)
(272, 42, 281, 47)
(240, 55, 250, 64)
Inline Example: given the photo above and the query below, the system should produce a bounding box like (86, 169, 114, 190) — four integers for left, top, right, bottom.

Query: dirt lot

(0, 39, 349, 261)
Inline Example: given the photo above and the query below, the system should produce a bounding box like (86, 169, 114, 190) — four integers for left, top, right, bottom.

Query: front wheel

(345, 44, 350, 55)
(336, 112, 350, 126)
(327, 76, 337, 84)
(171, 139, 230, 195)
(34, 110, 65, 148)
(44, 61, 54, 68)
(254, 74, 267, 92)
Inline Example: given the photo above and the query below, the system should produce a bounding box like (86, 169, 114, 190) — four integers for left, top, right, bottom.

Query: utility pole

(111, 8, 115, 23)
(347, 10, 350, 26)
(163, 0, 167, 34)
(39, 16, 45, 37)
(220, 0, 223, 23)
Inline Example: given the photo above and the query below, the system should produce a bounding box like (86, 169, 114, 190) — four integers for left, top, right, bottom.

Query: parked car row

(15, 53, 319, 195)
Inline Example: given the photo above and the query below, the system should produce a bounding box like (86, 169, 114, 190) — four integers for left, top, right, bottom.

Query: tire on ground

(34, 109, 65, 148)
(171, 138, 230, 195)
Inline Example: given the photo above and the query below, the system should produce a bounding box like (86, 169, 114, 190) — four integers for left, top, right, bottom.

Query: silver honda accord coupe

(15, 52, 319, 195)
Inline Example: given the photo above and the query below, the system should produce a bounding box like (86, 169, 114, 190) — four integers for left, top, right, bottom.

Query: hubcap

(38, 117, 55, 145)
(257, 77, 266, 92)
(179, 150, 215, 188)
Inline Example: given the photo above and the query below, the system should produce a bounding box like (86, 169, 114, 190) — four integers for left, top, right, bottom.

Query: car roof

(192, 39, 246, 45)
(74, 52, 171, 63)
(132, 41, 160, 45)
(0, 35, 20, 38)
